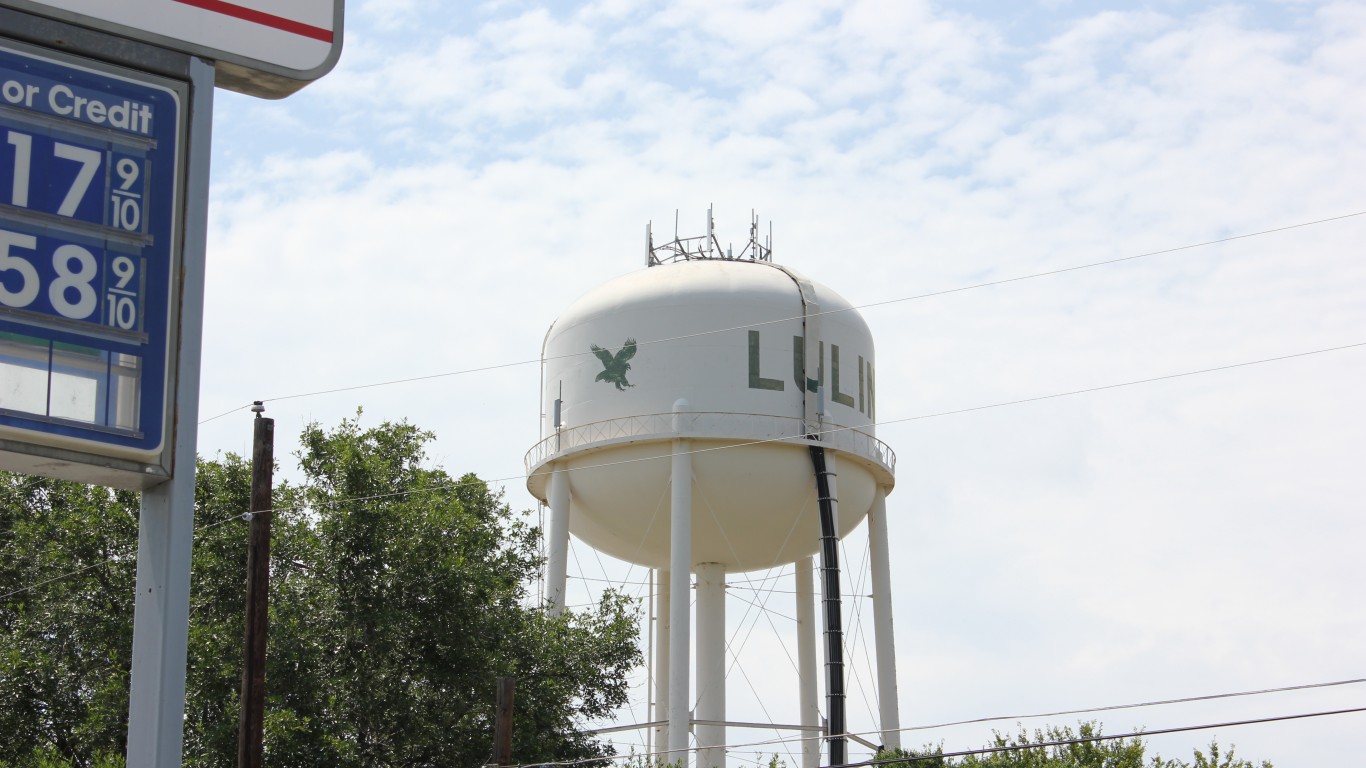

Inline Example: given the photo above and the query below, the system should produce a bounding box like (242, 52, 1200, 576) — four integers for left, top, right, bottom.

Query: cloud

(195, 2, 1366, 762)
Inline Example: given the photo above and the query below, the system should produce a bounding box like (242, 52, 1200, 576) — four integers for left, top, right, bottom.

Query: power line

(888, 676, 1366, 740)
(515, 698, 1366, 768)
(5, 504, 1364, 757)
(0, 500, 276, 602)
(13, 338, 1363, 605)
(847, 706, 1366, 767)
(851, 209, 1366, 313)
(196, 209, 1366, 425)
(598, 676, 1366, 760)
(870, 341, 1366, 430)
(237, 338, 1366, 519)
(0, 558, 126, 602)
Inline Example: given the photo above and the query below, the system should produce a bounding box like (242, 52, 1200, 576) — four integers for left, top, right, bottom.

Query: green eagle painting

(590, 338, 637, 391)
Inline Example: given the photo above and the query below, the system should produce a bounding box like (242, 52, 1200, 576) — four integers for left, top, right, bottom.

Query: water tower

(525, 210, 901, 767)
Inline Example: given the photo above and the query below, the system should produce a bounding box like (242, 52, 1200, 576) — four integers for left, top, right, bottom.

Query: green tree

(876, 724, 1272, 768)
(0, 415, 641, 767)
(1189, 741, 1271, 768)
(0, 476, 137, 768)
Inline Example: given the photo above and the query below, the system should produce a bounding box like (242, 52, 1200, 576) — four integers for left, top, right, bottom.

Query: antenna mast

(647, 207, 773, 266)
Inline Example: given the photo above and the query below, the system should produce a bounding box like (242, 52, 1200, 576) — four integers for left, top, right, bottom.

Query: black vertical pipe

(808, 444, 845, 766)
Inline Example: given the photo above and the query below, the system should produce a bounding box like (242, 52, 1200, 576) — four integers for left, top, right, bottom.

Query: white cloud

(191, 1, 1366, 763)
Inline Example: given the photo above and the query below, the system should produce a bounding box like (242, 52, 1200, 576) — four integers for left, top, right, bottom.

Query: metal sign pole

(1, 5, 327, 765)
(125, 54, 214, 767)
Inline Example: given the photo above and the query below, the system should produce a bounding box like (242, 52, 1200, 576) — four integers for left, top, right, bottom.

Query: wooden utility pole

(493, 677, 516, 766)
(238, 402, 274, 768)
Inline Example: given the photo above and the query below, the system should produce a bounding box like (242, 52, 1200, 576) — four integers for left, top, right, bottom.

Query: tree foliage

(0, 415, 640, 767)
(877, 723, 1272, 768)
(0, 476, 137, 768)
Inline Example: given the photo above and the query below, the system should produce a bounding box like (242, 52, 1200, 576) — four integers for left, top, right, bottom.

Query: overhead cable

(225, 339, 1366, 519)
(16, 339, 1364, 602)
(508, 701, 1366, 768)
(846, 706, 1366, 767)
(197, 209, 1366, 425)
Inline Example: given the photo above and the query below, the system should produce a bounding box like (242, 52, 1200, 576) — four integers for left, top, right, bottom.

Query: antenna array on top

(646, 205, 773, 267)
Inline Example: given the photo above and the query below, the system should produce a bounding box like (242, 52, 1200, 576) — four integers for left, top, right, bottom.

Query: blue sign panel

(0, 39, 183, 469)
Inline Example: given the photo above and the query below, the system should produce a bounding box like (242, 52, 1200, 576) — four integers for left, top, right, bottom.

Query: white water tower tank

(525, 257, 895, 572)
(525, 214, 905, 765)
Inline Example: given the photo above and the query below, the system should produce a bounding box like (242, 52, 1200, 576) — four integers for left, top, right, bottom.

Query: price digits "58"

(0, 230, 139, 330)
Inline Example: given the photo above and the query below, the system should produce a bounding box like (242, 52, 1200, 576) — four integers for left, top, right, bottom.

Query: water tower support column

(546, 468, 571, 616)
(796, 556, 821, 768)
(868, 486, 901, 750)
(669, 400, 693, 759)
(696, 562, 727, 768)
(655, 570, 671, 753)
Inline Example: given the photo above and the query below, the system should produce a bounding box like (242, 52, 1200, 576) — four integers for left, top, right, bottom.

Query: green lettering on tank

(791, 336, 822, 392)
(866, 358, 875, 422)
(858, 355, 865, 414)
(748, 330, 784, 391)
(831, 344, 855, 408)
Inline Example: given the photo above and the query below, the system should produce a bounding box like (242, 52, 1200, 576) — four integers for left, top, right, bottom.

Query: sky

(190, 1, 1366, 765)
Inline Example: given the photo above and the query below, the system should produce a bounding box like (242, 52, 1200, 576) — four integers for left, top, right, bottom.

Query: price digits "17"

(5, 129, 143, 231)
(0, 230, 139, 330)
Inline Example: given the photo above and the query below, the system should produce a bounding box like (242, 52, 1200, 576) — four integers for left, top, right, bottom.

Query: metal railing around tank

(524, 411, 895, 477)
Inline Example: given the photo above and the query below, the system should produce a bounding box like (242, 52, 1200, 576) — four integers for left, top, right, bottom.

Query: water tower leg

(668, 418, 693, 760)
(796, 556, 821, 768)
(868, 485, 901, 750)
(655, 569, 671, 755)
(696, 562, 726, 768)
(546, 468, 571, 616)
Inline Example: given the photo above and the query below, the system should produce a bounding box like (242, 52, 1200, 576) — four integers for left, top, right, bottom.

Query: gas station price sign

(0, 38, 185, 480)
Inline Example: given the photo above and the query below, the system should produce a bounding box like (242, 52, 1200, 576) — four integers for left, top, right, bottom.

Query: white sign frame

(0, 0, 343, 97)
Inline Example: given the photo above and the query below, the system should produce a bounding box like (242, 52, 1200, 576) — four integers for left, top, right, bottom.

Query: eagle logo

(590, 338, 638, 391)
